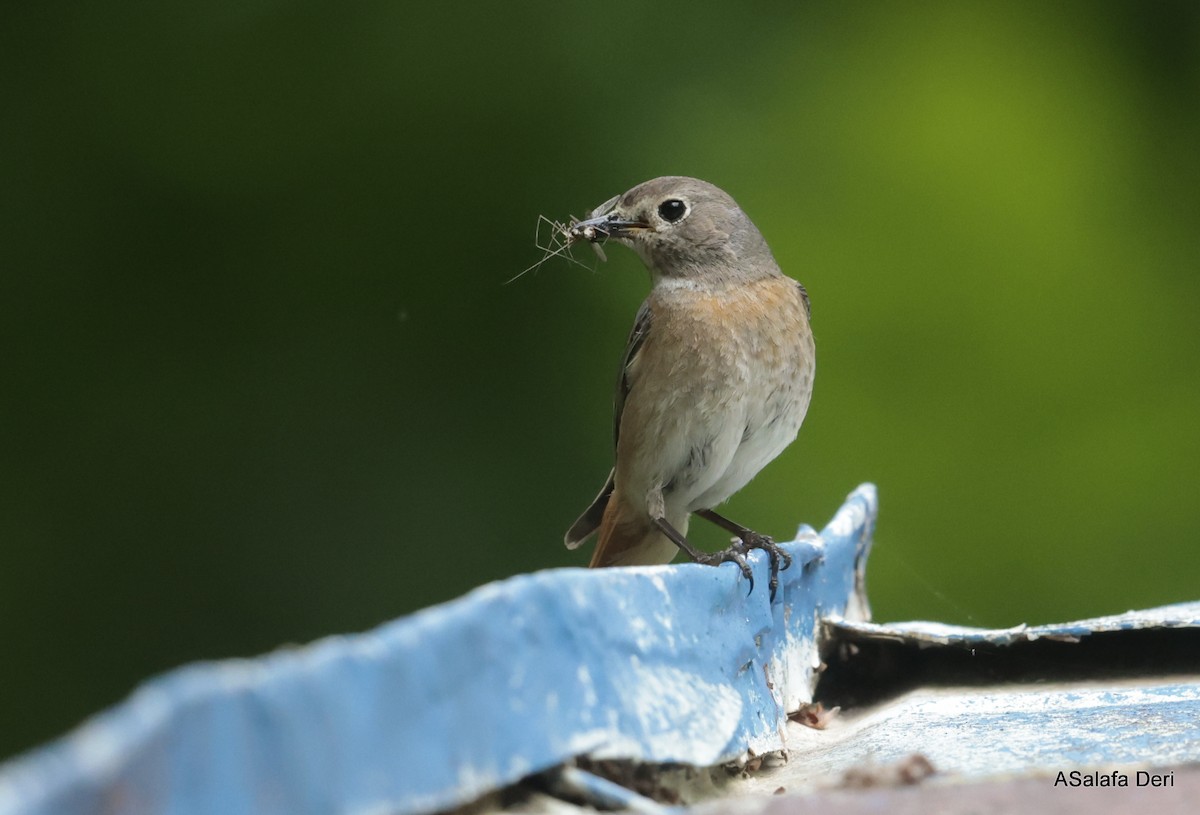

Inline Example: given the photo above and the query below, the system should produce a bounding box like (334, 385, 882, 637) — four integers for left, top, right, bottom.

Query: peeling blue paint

(0, 486, 879, 815)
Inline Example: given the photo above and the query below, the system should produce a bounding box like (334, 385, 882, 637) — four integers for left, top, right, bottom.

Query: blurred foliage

(2, 0, 1198, 760)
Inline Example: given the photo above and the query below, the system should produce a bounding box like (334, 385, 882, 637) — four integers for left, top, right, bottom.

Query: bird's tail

(589, 489, 684, 567)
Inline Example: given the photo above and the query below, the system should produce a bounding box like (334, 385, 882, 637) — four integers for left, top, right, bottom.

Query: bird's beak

(568, 195, 650, 242)
(569, 213, 649, 240)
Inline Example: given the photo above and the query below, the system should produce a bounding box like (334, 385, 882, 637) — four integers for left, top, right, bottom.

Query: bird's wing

(564, 468, 613, 548)
(796, 280, 811, 319)
(612, 299, 653, 450)
(563, 300, 653, 548)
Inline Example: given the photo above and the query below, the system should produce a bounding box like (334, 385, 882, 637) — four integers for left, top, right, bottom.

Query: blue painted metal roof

(0, 486, 879, 815)
(710, 676, 1200, 807)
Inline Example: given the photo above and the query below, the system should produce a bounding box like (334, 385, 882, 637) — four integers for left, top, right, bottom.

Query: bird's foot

(693, 532, 792, 601)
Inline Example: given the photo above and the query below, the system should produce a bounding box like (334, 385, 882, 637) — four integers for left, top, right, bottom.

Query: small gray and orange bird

(563, 176, 815, 596)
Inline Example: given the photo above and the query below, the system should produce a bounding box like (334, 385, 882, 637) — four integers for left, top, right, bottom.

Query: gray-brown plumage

(563, 177, 814, 593)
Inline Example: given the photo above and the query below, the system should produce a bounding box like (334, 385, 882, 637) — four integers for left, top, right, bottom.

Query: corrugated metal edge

(829, 601, 1200, 647)
(0, 484, 878, 815)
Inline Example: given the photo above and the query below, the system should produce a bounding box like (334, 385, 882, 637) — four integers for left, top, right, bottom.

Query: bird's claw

(696, 532, 792, 601)
(694, 548, 754, 592)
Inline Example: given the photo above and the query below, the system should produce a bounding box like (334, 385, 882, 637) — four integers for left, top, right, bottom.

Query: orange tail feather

(590, 489, 685, 567)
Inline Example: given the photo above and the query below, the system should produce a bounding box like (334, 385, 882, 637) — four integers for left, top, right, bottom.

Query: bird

(562, 176, 815, 597)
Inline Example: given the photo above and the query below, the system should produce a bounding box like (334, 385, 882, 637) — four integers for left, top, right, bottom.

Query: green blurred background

(2, 1, 1198, 760)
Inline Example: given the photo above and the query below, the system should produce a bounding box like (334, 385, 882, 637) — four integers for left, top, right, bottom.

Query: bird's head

(570, 176, 779, 284)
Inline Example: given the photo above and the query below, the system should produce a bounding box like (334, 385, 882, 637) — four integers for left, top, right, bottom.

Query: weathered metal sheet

(830, 602, 1200, 646)
(741, 678, 1200, 793)
(0, 485, 878, 815)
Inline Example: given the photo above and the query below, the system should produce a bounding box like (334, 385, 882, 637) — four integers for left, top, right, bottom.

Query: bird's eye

(657, 199, 687, 223)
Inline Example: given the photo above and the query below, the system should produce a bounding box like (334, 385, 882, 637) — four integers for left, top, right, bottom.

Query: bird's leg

(694, 509, 793, 600)
(651, 517, 755, 594)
